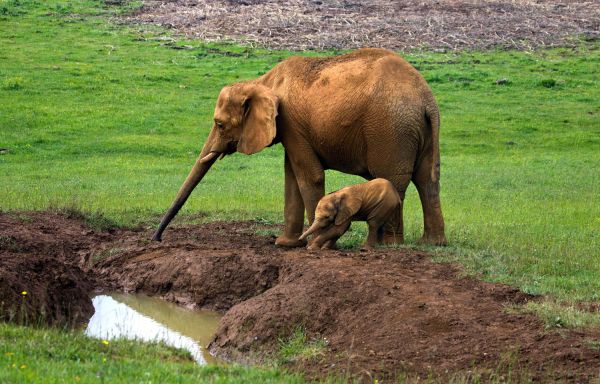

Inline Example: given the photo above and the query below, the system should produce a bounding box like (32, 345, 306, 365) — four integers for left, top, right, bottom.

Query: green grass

(1, 0, 598, 305)
(0, 1, 598, 380)
(0, 323, 303, 383)
(520, 301, 600, 329)
(277, 327, 327, 365)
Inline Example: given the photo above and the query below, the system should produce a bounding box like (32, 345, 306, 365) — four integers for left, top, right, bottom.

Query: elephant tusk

(199, 151, 219, 164)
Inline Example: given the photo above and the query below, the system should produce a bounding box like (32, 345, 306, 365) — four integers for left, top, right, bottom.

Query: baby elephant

(299, 178, 401, 250)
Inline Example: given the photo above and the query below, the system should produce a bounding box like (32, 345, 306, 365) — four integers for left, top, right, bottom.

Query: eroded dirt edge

(1, 212, 598, 382)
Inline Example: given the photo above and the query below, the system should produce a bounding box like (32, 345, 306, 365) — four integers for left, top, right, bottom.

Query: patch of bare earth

(1, 212, 598, 381)
(127, 0, 599, 50)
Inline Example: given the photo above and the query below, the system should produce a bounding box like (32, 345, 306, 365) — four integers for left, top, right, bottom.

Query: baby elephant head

(299, 191, 361, 241)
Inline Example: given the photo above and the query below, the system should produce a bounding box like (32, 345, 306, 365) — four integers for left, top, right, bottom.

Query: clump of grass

(585, 340, 600, 351)
(277, 327, 328, 364)
(443, 349, 535, 383)
(539, 78, 557, 88)
(0, 235, 22, 252)
(51, 2, 72, 15)
(2, 76, 24, 90)
(0, 0, 30, 16)
(522, 301, 600, 329)
(91, 248, 123, 266)
(53, 205, 121, 232)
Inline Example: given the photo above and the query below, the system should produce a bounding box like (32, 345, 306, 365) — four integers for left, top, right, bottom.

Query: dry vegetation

(129, 0, 599, 50)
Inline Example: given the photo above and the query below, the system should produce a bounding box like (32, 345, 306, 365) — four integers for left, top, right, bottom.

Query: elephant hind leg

(412, 155, 447, 246)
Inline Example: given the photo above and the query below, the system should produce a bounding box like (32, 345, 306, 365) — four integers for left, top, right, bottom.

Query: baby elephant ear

(334, 193, 361, 226)
(237, 84, 279, 155)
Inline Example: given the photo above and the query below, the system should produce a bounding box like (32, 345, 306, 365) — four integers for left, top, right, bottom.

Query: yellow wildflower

(20, 364, 27, 369)
(21, 291, 27, 296)
(101, 340, 109, 346)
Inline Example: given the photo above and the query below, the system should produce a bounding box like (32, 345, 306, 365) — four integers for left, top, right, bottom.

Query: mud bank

(0, 212, 599, 381)
(0, 212, 99, 327)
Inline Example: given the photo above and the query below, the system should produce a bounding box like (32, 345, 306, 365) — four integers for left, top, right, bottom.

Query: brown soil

(127, 0, 599, 51)
(0, 212, 101, 327)
(1, 211, 599, 382)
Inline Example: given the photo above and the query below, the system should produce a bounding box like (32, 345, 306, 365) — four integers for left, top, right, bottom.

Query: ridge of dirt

(0, 211, 599, 381)
(128, 0, 599, 51)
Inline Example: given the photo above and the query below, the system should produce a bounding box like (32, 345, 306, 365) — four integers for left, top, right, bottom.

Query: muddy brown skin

(300, 178, 401, 249)
(153, 48, 446, 247)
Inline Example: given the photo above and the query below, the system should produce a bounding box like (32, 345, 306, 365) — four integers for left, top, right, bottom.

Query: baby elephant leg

(308, 222, 350, 250)
(363, 221, 387, 250)
(365, 222, 380, 247)
(321, 240, 338, 250)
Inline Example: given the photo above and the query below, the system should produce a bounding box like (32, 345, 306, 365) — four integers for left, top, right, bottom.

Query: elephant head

(152, 83, 279, 241)
(299, 191, 361, 241)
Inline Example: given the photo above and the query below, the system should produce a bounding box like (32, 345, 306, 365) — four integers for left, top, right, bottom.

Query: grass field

(2, 0, 598, 302)
(0, 0, 599, 381)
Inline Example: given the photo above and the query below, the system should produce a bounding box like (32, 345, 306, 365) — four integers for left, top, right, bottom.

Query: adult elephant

(152, 48, 447, 247)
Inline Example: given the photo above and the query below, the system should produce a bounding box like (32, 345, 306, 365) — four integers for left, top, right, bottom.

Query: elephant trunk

(299, 221, 321, 241)
(152, 135, 220, 242)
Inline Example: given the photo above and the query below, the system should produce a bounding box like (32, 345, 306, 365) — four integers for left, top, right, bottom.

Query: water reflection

(85, 294, 221, 364)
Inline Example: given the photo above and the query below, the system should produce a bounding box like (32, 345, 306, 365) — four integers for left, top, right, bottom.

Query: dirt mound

(1, 212, 599, 381)
(89, 220, 599, 382)
(129, 0, 599, 50)
(209, 251, 597, 381)
(0, 212, 99, 327)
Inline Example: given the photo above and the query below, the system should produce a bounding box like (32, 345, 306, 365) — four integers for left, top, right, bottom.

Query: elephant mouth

(224, 140, 238, 155)
(204, 141, 237, 163)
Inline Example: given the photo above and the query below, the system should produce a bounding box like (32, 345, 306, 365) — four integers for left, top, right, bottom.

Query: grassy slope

(0, 0, 598, 378)
(1, 1, 598, 302)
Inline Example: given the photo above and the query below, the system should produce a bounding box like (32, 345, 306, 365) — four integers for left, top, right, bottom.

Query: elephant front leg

(275, 154, 307, 248)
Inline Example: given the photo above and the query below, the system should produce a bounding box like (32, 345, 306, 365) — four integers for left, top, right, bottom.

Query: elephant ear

(237, 84, 279, 155)
(334, 192, 362, 226)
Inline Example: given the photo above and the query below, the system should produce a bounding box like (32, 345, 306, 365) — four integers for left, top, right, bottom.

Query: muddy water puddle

(85, 294, 221, 364)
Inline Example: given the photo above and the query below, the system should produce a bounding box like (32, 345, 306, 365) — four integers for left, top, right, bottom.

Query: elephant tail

(425, 103, 441, 185)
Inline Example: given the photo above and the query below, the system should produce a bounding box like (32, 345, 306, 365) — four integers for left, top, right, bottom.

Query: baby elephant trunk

(299, 221, 321, 241)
